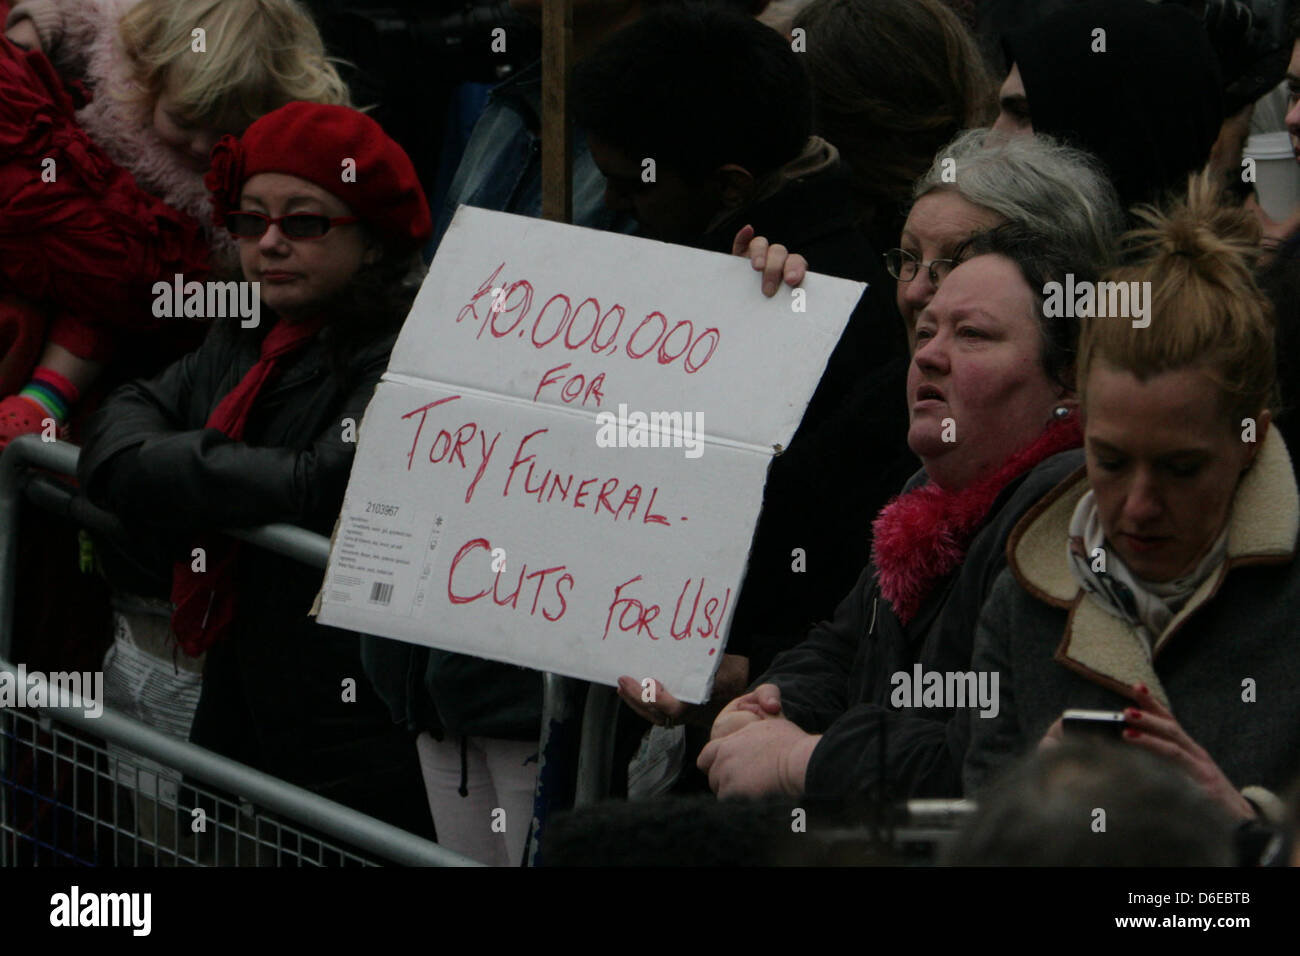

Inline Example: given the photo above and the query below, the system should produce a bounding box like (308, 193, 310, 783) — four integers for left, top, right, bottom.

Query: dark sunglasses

(225, 211, 359, 240)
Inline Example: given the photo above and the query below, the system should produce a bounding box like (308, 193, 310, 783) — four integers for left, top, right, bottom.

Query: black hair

(945, 740, 1237, 866)
(952, 221, 1091, 394)
(793, 0, 993, 238)
(315, 239, 424, 382)
(542, 795, 796, 866)
(1287, 773, 1300, 848)
(570, 2, 812, 181)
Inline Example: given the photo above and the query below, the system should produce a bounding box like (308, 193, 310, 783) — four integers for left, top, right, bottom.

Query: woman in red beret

(76, 102, 436, 841)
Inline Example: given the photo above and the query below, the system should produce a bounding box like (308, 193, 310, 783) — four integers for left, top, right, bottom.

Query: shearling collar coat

(964, 430, 1300, 822)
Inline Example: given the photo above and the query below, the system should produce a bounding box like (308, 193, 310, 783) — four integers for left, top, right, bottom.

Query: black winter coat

(700, 154, 916, 679)
(77, 317, 431, 833)
(757, 450, 1084, 801)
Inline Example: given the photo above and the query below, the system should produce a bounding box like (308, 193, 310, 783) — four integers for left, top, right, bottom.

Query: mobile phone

(1061, 708, 1128, 739)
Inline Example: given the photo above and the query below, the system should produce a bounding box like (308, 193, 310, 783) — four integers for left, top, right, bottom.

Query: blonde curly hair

(119, 0, 351, 127)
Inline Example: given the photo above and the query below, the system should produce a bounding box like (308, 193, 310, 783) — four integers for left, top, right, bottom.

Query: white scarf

(1067, 490, 1229, 649)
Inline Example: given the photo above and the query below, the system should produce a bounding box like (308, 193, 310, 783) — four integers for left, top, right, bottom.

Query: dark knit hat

(205, 102, 432, 251)
(1003, 0, 1223, 209)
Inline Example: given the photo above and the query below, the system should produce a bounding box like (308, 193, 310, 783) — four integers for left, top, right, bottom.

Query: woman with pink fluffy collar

(697, 221, 1093, 801)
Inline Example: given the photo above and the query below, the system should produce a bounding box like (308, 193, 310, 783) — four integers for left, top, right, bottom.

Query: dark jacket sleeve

(799, 532, 1002, 800)
(773, 450, 1085, 800)
(759, 561, 972, 798)
(962, 569, 1027, 797)
(77, 321, 222, 510)
(753, 564, 875, 733)
(752, 469, 930, 729)
(79, 326, 387, 533)
(96, 427, 355, 532)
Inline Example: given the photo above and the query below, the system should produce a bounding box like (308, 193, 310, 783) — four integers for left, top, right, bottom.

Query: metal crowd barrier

(1, 436, 974, 866)
(0, 435, 480, 866)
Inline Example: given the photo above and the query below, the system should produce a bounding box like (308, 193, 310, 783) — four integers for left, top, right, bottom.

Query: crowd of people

(3, 0, 1300, 867)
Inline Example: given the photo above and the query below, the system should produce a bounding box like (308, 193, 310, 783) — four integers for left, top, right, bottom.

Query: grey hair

(912, 128, 1125, 279)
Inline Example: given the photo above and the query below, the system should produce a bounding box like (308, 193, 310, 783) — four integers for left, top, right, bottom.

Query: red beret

(205, 102, 432, 251)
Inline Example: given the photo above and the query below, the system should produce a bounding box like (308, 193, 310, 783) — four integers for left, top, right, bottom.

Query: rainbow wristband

(19, 367, 80, 424)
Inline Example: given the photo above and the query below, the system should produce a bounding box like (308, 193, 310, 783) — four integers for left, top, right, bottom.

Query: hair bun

(1164, 218, 1204, 259)
(1126, 173, 1260, 274)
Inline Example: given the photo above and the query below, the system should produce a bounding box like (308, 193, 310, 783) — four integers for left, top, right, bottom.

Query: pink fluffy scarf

(870, 415, 1083, 625)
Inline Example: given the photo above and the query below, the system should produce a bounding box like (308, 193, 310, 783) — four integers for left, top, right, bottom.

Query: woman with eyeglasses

(742, 129, 1124, 330)
(890, 128, 1124, 329)
(76, 103, 435, 836)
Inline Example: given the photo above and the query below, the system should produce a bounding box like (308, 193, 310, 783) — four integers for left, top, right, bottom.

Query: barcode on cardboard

(369, 581, 394, 605)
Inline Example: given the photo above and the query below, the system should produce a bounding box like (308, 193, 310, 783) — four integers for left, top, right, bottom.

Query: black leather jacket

(76, 317, 423, 810)
(78, 318, 396, 538)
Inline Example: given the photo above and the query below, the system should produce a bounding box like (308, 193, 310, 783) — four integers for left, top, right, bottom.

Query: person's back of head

(572, 1, 812, 241)
(1000, 0, 1224, 209)
(1289, 777, 1300, 865)
(541, 795, 798, 866)
(944, 739, 1238, 865)
(541, 794, 922, 865)
(795, 0, 993, 239)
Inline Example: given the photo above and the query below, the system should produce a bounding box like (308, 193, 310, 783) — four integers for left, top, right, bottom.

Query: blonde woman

(965, 176, 1300, 825)
(1, 0, 350, 440)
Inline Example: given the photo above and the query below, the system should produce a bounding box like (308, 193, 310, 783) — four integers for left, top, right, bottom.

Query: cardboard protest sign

(314, 206, 864, 703)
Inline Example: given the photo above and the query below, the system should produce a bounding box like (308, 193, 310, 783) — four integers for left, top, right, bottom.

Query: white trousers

(415, 731, 538, 866)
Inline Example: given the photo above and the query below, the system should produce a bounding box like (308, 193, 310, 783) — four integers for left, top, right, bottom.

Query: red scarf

(870, 415, 1083, 626)
(170, 317, 324, 656)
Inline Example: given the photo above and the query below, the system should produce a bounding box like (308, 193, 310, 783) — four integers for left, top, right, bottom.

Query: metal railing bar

(2, 435, 597, 865)
(0, 435, 482, 865)
(574, 684, 619, 807)
(0, 436, 77, 660)
(0, 661, 477, 866)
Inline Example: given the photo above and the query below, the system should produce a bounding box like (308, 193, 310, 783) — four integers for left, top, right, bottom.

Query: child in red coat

(0, 0, 349, 445)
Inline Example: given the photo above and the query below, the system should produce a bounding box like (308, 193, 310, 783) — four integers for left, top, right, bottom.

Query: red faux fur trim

(870, 415, 1083, 625)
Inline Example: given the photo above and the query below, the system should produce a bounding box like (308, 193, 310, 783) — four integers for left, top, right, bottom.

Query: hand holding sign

(733, 224, 808, 297)
(315, 208, 864, 703)
(616, 653, 749, 728)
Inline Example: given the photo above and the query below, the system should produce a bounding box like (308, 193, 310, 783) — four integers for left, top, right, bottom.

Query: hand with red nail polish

(1122, 683, 1255, 820)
